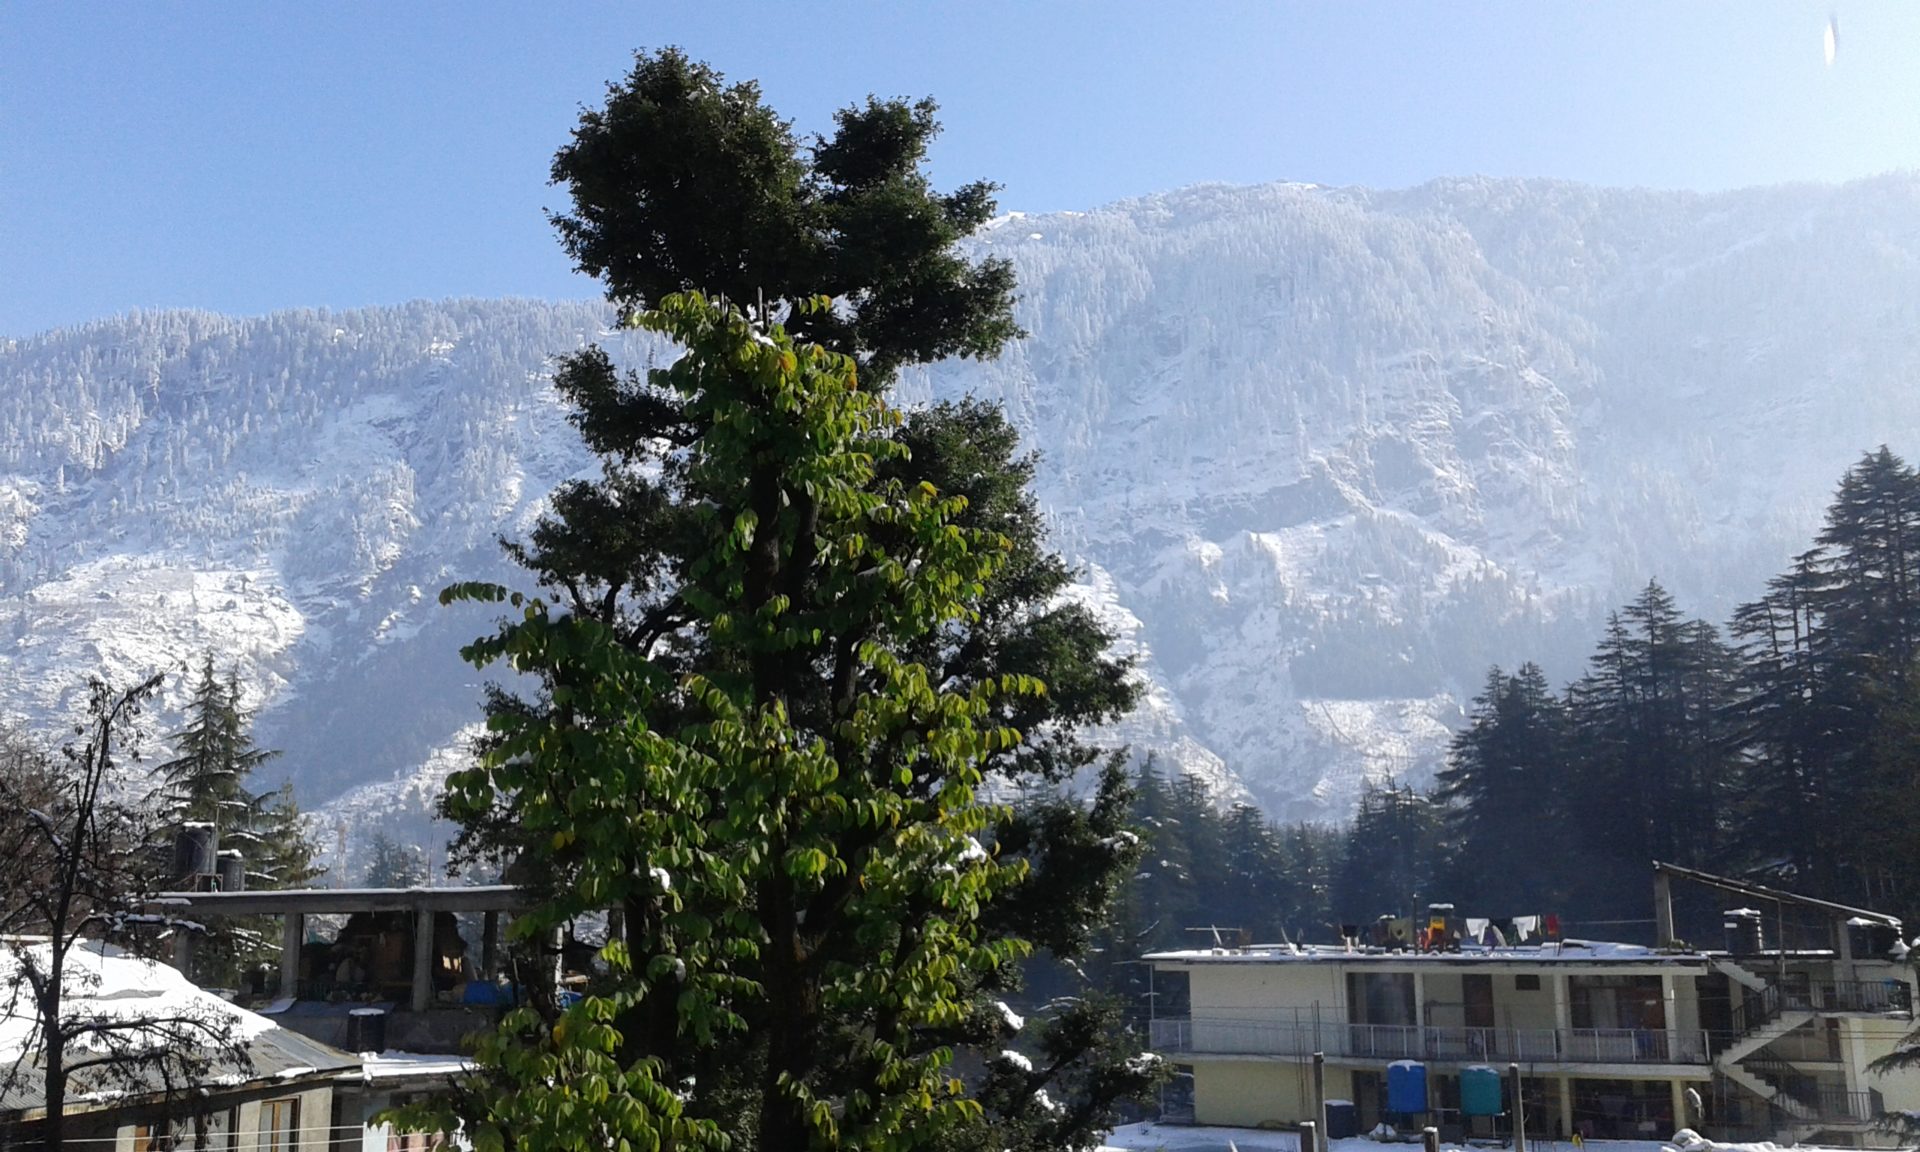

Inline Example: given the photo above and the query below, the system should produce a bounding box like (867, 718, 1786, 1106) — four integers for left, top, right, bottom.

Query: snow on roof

(350, 1049, 472, 1084)
(1144, 940, 1708, 966)
(0, 938, 274, 1065)
(1100, 1123, 1872, 1152)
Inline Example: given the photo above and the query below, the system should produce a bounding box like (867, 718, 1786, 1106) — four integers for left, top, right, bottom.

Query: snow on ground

(1, 555, 304, 725)
(1099, 1125, 1866, 1152)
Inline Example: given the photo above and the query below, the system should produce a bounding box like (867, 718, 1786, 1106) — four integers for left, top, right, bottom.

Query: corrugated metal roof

(3, 1023, 358, 1116)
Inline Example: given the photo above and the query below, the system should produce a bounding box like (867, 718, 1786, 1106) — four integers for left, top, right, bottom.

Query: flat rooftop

(1144, 940, 1714, 966)
(148, 884, 532, 917)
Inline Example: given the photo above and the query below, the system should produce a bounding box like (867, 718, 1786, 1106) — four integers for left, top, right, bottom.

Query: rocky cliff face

(5, 176, 1920, 850)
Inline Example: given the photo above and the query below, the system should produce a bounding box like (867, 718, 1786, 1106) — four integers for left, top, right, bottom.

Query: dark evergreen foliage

(153, 656, 324, 985)
(549, 48, 1020, 387)
(1436, 663, 1571, 912)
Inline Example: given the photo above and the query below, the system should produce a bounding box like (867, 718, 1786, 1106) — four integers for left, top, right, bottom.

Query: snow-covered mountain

(6, 175, 1920, 845)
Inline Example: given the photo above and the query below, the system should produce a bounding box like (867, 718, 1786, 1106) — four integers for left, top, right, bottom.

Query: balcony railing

(1808, 980, 1912, 1015)
(1798, 1087, 1882, 1125)
(1148, 1016, 1711, 1065)
(1732, 979, 1912, 1036)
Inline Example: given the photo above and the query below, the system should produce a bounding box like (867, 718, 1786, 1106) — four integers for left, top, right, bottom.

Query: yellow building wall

(1492, 973, 1559, 1030)
(1188, 963, 1347, 1020)
(1847, 1014, 1920, 1112)
(1422, 972, 1464, 1025)
(1192, 1059, 1353, 1129)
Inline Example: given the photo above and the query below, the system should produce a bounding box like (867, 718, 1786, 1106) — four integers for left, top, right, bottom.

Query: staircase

(1716, 1009, 1814, 1066)
(1710, 956, 1771, 993)
(1711, 961, 1821, 1140)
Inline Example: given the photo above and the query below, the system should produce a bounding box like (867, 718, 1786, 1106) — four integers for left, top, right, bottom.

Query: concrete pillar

(1670, 1079, 1689, 1133)
(1557, 1076, 1573, 1141)
(171, 925, 194, 974)
(1654, 869, 1675, 948)
(1552, 973, 1572, 1059)
(1414, 970, 1428, 1057)
(412, 906, 434, 1013)
(278, 913, 303, 1001)
(1843, 1018, 1868, 1096)
(1509, 1064, 1527, 1152)
(1313, 1051, 1327, 1152)
(1836, 916, 1857, 987)
(1660, 972, 1677, 1038)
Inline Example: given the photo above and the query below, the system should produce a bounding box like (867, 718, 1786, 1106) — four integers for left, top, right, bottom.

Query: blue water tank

(1387, 1060, 1428, 1114)
(1460, 1065, 1503, 1117)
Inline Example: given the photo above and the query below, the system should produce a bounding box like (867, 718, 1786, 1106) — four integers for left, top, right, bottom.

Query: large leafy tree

(431, 295, 1134, 1151)
(427, 49, 1146, 1152)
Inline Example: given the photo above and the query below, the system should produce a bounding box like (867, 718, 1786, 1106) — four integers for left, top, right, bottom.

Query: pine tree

(1436, 663, 1571, 912)
(1730, 450, 1920, 900)
(1564, 583, 1734, 918)
(1332, 780, 1444, 922)
(362, 830, 427, 889)
(156, 655, 275, 841)
(154, 656, 324, 984)
(253, 783, 324, 890)
(1729, 553, 1832, 889)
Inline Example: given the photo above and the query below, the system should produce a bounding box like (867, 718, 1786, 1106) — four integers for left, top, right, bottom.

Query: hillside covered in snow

(5, 175, 1920, 845)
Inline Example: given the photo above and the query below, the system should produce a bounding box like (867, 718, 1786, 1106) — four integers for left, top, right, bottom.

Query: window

(1515, 974, 1541, 991)
(132, 1125, 169, 1152)
(260, 1096, 302, 1152)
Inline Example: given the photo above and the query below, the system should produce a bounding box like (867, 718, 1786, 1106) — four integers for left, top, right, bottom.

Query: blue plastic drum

(1387, 1060, 1428, 1114)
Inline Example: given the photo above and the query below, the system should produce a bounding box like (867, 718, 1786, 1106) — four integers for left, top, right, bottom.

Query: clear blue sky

(4, 2, 1918, 337)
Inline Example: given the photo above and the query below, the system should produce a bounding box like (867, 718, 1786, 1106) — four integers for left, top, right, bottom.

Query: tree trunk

(40, 1014, 62, 1152)
(756, 871, 817, 1152)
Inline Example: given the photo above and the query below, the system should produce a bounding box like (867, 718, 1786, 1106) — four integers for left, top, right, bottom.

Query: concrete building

(151, 883, 532, 1053)
(1145, 867, 1920, 1147)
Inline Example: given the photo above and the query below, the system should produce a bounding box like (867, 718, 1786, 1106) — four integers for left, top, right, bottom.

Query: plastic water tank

(1387, 1060, 1428, 1114)
(1460, 1065, 1503, 1117)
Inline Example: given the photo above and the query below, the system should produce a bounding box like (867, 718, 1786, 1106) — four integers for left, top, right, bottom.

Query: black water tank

(1724, 909, 1764, 956)
(1326, 1100, 1358, 1139)
(347, 1007, 388, 1054)
(216, 850, 246, 892)
(172, 823, 218, 885)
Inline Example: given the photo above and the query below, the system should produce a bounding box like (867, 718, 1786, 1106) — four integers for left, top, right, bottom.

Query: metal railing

(1812, 980, 1912, 1014)
(1148, 1016, 1711, 1065)
(1729, 980, 1911, 1040)
(1799, 1087, 1881, 1124)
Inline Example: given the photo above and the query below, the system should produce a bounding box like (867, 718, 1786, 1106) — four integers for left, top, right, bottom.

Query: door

(1464, 974, 1496, 1029)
